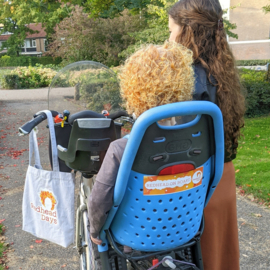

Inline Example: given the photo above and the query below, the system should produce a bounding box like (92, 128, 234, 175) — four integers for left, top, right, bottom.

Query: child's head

(119, 41, 194, 117)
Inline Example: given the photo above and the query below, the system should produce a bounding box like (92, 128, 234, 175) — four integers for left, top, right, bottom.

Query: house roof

(26, 23, 46, 38)
(0, 23, 46, 41)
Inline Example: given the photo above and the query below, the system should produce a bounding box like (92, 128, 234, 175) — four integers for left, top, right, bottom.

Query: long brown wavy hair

(169, 0, 245, 156)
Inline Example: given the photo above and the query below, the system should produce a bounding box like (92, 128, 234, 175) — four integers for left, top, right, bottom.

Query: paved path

(0, 90, 269, 269)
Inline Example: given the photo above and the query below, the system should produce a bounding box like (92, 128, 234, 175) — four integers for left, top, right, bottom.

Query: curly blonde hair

(119, 41, 195, 117)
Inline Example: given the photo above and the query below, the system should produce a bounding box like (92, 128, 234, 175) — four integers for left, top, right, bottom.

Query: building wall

(229, 0, 270, 60)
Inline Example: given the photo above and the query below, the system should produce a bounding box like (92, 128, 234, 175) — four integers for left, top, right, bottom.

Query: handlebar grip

(19, 114, 47, 135)
(108, 110, 129, 120)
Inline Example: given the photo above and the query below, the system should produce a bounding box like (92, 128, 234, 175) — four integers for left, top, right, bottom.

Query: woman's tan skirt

(201, 162, 240, 270)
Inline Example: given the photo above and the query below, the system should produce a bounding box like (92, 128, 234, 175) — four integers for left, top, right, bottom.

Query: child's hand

(91, 235, 102, 245)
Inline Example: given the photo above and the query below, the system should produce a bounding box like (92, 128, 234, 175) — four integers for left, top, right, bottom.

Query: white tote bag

(22, 110, 75, 248)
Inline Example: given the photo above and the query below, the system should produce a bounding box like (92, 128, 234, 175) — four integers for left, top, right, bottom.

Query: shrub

(0, 66, 57, 89)
(236, 60, 270, 66)
(48, 6, 146, 67)
(240, 69, 270, 117)
(0, 55, 62, 67)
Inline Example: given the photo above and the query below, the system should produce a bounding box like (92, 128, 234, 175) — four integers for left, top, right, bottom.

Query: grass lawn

(233, 114, 270, 204)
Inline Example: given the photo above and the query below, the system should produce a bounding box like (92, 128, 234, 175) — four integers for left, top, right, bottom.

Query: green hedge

(240, 69, 270, 117)
(236, 59, 270, 66)
(0, 55, 62, 67)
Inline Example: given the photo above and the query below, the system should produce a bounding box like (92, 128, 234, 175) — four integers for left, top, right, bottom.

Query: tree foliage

(48, 6, 146, 66)
(0, 0, 72, 55)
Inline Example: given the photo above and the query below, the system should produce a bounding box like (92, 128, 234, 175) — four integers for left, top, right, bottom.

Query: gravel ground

(0, 91, 269, 269)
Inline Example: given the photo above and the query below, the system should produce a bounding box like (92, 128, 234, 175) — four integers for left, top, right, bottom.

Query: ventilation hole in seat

(135, 176, 138, 179)
(174, 207, 178, 211)
(184, 228, 188, 231)
(196, 214, 199, 217)
(194, 230, 197, 233)
(140, 189, 143, 192)
(176, 231, 179, 235)
(181, 222, 185, 226)
(163, 226, 167, 230)
(159, 200, 162, 203)
(172, 224, 176, 228)
(141, 226, 145, 229)
(179, 238, 182, 241)
(167, 233, 171, 237)
(128, 187, 132, 191)
(192, 224, 195, 228)
(123, 213, 127, 217)
(152, 227, 156, 230)
(157, 235, 161, 238)
(147, 235, 150, 238)
(194, 207, 197, 211)
(153, 209, 157, 212)
(135, 233, 139, 236)
(196, 190, 199, 193)
(212, 186, 216, 189)
(189, 218, 193, 222)
(169, 198, 173, 202)
(183, 204, 186, 208)
(142, 208, 145, 211)
(188, 193, 191, 197)
(130, 241, 134, 244)
(186, 211, 190, 215)
(162, 242, 165, 245)
(135, 216, 138, 219)
(114, 205, 119, 208)
(171, 240, 174, 243)
(147, 217, 151, 221)
(201, 202, 203, 205)
(135, 198, 139, 201)
(141, 242, 144, 245)
(178, 215, 181, 219)
(158, 218, 162, 222)
(152, 243, 155, 246)
(187, 234, 190, 238)
(164, 209, 168, 212)
(191, 200, 194, 204)
(168, 217, 172, 221)
(203, 185, 205, 188)
(147, 200, 151, 203)
(198, 196, 201, 199)
(179, 196, 183, 200)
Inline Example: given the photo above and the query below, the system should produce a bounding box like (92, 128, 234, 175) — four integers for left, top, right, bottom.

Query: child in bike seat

(88, 41, 195, 247)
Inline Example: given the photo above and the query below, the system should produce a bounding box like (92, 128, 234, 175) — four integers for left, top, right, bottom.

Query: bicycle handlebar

(19, 110, 132, 136)
(108, 110, 129, 120)
(18, 110, 59, 135)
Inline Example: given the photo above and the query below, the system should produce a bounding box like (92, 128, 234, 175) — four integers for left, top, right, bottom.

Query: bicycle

(19, 61, 224, 270)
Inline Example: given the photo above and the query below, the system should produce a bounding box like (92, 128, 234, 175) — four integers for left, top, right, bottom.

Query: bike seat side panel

(110, 159, 211, 252)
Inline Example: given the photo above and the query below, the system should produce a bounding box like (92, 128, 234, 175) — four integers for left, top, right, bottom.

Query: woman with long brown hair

(169, 0, 245, 269)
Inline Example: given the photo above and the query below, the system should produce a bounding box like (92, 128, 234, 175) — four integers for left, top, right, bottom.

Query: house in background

(220, 0, 270, 60)
(0, 23, 48, 56)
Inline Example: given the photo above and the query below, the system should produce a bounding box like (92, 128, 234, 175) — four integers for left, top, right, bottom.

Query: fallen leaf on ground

(61, 264, 67, 268)
(235, 169, 240, 173)
(254, 213, 262, 217)
(35, 239, 42, 244)
(30, 245, 34, 249)
(15, 225, 21, 227)
(0, 219, 5, 224)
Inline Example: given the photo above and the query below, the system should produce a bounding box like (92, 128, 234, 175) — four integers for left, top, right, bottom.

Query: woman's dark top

(193, 64, 236, 162)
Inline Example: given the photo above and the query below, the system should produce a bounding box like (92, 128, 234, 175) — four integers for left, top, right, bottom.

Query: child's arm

(88, 138, 128, 243)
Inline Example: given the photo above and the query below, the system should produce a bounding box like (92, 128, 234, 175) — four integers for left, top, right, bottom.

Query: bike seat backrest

(99, 101, 224, 253)
(110, 115, 214, 251)
(57, 118, 116, 173)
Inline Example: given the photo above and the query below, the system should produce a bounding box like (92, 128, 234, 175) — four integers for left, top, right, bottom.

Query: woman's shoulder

(193, 63, 217, 104)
